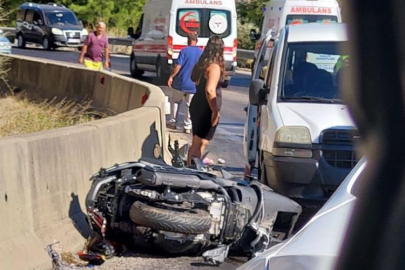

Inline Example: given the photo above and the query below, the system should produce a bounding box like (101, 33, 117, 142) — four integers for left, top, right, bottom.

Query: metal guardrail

(108, 37, 255, 60)
(237, 49, 255, 61)
(0, 27, 255, 60)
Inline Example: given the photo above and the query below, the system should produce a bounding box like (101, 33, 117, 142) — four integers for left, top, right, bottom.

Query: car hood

(277, 103, 356, 143)
(237, 198, 355, 270)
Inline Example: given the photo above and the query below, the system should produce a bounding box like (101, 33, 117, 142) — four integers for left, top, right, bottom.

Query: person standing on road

(187, 36, 224, 166)
(78, 22, 110, 70)
(167, 32, 202, 134)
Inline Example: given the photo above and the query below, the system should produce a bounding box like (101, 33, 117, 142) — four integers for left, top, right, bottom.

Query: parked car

(16, 3, 88, 50)
(127, 0, 238, 87)
(0, 31, 12, 54)
(237, 158, 366, 270)
(246, 23, 359, 201)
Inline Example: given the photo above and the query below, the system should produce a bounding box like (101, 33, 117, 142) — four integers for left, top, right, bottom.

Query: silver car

(0, 34, 12, 54)
(237, 158, 366, 270)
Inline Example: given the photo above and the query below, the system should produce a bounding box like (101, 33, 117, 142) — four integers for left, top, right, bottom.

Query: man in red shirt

(78, 22, 109, 70)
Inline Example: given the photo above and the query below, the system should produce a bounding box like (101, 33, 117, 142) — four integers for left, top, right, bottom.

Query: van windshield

(280, 42, 349, 103)
(286, 15, 338, 25)
(176, 9, 231, 38)
(46, 11, 79, 26)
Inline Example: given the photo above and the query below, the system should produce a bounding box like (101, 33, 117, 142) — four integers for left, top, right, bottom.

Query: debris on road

(217, 158, 226, 165)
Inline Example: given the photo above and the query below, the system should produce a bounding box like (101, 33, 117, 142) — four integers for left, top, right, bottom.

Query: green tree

(236, 0, 268, 28)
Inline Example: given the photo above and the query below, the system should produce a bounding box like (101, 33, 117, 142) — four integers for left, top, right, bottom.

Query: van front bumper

(263, 147, 355, 200)
(53, 35, 87, 47)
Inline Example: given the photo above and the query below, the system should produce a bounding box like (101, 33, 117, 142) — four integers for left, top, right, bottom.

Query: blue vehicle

(0, 33, 12, 54)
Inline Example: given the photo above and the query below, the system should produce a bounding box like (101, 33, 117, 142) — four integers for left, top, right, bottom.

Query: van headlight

(274, 127, 312, 158)
(275, 127, 311, 144)
(52, 28, 63, 35)
(81, 28, 88, 36)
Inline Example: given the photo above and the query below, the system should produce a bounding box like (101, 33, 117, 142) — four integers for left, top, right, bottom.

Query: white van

(246, 24, 358, 201)
(250, 0, 342, 61)
(128, 0, 238, 87)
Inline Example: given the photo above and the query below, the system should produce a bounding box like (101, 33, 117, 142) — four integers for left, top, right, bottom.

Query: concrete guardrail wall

(0, 54, 167, 270)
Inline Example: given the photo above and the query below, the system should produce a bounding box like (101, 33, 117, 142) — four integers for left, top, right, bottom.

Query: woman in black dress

(188, 36, 225, 166)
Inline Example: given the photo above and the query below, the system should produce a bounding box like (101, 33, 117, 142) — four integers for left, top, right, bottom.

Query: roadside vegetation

(0, 91, 104, 138)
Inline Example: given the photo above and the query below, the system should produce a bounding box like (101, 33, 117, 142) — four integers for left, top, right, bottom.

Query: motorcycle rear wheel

(130, 201, 212, 234)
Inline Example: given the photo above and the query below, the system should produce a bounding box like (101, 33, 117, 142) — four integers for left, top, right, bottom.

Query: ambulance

(250, 0, 342, 61)
(128, 0, 238, 87)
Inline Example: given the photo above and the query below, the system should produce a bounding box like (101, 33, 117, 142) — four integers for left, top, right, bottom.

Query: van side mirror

(79, 20, 83, 27)
(250, 29, 260, 42)
(249, 79, 267, 106)
(128, 27, 134, 37)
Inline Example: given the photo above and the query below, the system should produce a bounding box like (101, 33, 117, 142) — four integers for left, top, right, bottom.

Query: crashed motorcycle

(85, 155, 301, 264)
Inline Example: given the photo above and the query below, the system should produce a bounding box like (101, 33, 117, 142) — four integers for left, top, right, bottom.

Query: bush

(237, 20, 257, 50)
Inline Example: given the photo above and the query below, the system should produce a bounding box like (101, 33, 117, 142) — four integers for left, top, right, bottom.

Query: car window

(45, 11, 79, 26)
(25, 10, 34, 23)
(265, 41, 278, 87)
(279, 42, 349, 103)
(17, 9, 25, 22)
(254, 38, 273, 80)
(33, 11, 41, 24)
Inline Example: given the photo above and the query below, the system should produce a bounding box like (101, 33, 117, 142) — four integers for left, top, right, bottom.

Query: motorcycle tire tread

(130, 201, 212, 234)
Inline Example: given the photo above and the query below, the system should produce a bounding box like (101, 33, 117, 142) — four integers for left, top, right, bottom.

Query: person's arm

(104, 37, 110, 68)
(168, 65, 181, 87)
(78, 45, 88, 64)
(205, 63, 221, 126)
(168, 50, 184, 87)
(79, 34, 91, 64)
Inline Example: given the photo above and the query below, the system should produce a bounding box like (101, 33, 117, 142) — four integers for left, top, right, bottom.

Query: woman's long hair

(192, 36, 225, 83)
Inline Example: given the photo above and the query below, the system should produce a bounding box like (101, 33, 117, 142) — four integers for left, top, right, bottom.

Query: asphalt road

(11, 47, 251, 176)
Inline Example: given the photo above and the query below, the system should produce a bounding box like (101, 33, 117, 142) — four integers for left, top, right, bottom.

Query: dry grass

(0, 92, 105, 138)
(107, 27, 127, 37)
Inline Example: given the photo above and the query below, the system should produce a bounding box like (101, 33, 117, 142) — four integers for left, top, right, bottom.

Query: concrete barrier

(0, 55, 167, 270)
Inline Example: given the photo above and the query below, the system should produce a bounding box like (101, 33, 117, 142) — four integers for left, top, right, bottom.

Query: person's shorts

(84, 59, 103, 70)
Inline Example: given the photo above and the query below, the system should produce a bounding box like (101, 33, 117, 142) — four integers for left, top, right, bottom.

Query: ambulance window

(208, 10, 231, 38)
(286, 15, 338, 25)
(177, 9, 202, 37)
(176, 9, 231, 38)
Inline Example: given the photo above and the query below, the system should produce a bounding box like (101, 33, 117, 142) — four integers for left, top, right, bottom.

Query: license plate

(67, 38, 80, 43)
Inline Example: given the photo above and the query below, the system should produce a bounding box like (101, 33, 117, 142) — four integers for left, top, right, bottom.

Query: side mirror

(128, 27, 134, 37)
(250, 29, 260, 42)
(249, 79, 267, 106)
(79, 20, 83, 27)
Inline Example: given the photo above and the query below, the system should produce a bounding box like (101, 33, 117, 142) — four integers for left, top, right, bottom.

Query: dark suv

(16, 2, 88, 50)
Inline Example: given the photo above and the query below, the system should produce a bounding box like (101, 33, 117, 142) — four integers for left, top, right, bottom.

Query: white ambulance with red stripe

(128, 0, 238, 87)
(250, 0, 342, 61)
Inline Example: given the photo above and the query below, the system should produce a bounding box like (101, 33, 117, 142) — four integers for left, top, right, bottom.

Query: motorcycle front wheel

(130, 201, 212, 234)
